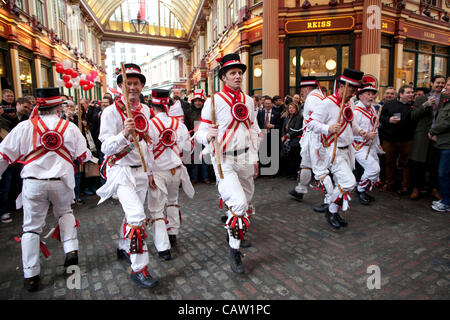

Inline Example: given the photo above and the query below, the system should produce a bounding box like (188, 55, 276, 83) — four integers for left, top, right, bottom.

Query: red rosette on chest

(41, 130, 64, 151)
(231, 102, 249, 122)
(133, 113, 149, 135)
(342, 106, 354, 122)
(160, 128, 177, 147)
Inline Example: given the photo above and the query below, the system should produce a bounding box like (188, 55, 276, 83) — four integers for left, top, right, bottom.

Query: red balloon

(62, 75, 71, 82)
(71, 70, 78, 78)
(83, 85, 90, 91)
(56, 63, 63, 68)
(79, 79, 87, 86)
(64, 68, 73, 75)
(56, 65, 64, 74)
(65, 82, 73, 89)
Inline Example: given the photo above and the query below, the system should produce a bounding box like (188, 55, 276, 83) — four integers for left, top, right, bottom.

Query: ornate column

(360, 0, 381, 79)
(9, 43, 22, 97)
(262, 0, 279, 96)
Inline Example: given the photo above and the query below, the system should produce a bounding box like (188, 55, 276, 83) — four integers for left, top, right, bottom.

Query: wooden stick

(209, 73, 224, 180)
(120, 62, 147, 172)
(331, 82, 349, 164)
(365, 105, 383, 160)
(77, 87, 82, 131)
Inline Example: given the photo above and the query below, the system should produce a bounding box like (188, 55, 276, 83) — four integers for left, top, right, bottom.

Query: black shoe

(325, 209, 341, 229)
(24, 275, 40, 292)
(240, 239, 252, 248)
(169, 234, 177, 246)
(117, 248, 131, 264)
(365, 193, 375, 202)
(358, 191, 371, 205)
(64, 250, 78, 267)
(130, 268, 159, 288)
(335, 212, 348, 227)
(314, 203, 329, 213)
(221, 215, 228, 223)
(288, 189, 304, 201)
(230, 248, 245, 274)
(158, 249, 171, 261)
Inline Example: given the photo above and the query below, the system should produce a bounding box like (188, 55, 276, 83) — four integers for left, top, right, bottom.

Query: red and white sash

(320, 95, 352, 148)
(151, 116, 181, 160)
(115, 99, 150, 142)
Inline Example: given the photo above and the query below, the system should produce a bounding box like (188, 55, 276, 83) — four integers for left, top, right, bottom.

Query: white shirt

(195, 90, 261, 163)
(98, 99, 153, 171)
(148, 112, 190, 172)
(353, 101, 380, 145)
(168, 99, 185, 122)
(303, 88, 325, 131)
(0, 114, 91, 189)
(309, 94, 361, 147)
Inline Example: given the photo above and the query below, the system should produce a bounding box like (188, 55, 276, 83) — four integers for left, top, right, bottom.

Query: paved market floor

(0, 176, 449, 300)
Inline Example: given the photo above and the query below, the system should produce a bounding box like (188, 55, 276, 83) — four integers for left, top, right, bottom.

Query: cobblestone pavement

(0, 176, 449, 300)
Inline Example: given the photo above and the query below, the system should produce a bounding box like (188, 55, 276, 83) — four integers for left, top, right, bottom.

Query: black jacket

(257, 107, 281, 130)
(281, 113, 302, 147)
(379, 98, 415, 142)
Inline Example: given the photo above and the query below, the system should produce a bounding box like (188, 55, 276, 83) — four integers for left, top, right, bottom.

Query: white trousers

(355, 146, 381, 192)
(147, 168, 182, 252)
(21, 179, 78, 278)
(213, 154, 255, 250)
(328, 148, 356, 213)
(116, 167, 150, 272)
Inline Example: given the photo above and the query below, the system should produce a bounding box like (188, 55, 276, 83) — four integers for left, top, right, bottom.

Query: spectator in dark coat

(280, 102, 302, 179)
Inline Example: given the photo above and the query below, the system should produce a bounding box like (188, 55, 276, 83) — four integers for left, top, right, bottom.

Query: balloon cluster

(55, 59, 100, 91)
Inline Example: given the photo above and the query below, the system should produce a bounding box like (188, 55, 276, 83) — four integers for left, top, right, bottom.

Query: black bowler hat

(35, 88, 63, 109)
(117, 63, 146, 85)
(151, 89, 170, 111)
(299, 76, 320, 88)
(217, 53, 247, 79)
(338, 68, 364, 87)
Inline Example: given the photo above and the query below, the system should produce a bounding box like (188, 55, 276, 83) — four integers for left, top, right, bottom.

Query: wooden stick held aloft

(331, 82, 349, 164)
(120, 62, 147, 172)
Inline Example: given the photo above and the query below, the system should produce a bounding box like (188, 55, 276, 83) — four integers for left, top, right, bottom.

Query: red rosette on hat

(41, 130, 64, 151)
(231, 102, 249, 122)
(342, 106, 354, 122)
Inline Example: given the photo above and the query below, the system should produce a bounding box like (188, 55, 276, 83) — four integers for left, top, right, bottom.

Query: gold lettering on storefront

(423, 32, 435, 39)
(307, 21, 332, 29)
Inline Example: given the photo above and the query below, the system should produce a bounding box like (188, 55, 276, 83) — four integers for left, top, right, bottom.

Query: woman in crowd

(281, 102, 303, 180)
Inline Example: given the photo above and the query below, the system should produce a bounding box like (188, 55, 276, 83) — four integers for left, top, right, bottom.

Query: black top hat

(117, 63, 146, 85)
(299, 76, 320, 88)
(338, 68, 364, 87)
(218, 53, 247, 79)
(357, 83, 378, 98)
(151, 89, 170, 110)
(35, 88, 63, 109)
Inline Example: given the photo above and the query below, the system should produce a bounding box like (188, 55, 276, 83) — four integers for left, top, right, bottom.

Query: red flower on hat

(216, 57, 223, 64)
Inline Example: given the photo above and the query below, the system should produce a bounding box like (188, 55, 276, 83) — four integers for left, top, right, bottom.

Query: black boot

(158, 249, 171, 261)
(130, 268, 159, 288)
(221, 215, 228, 223)
(169, 234, 177, 246)
(227, 233, 252, 248)
(24, 275, 40, 292)
(314, 203, 329, 213)
(335, 212, 348, 227)
(288, 189, 304, 201)
(325, 209, 341, 229)
(117, 248, 131, 264)
(358, 191, 371, 205)
(64, 250, 78, 267)
(365, 192, 375, 202)
(230, 248, 245, 274)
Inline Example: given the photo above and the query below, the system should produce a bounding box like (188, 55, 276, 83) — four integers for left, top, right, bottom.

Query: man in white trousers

(353, 84, 383, 205)
(308, 68, 368, 229)
(0, 87, 91, 292)
(195, 53, 261, 274)
(288, 76, 334, 213)
(147, 89, 194, 261)
(96, 63, 158, 289)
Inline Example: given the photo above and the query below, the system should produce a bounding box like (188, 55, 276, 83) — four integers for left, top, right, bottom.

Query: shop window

(379, 48, 391, 98)
(341, 46, 349, 71)
(36, 0, 46, 26)
(300, 47, 337, 77)
(40, 65, 51, 87)
(403, 40, 416, 51)
(289, 36, 317, 47)
(435, 46, 448, 55)
(417, 53, 432, 87)
(58, 0, 67, 41)
(0, 50, 9, 92)
(419, 43, 433, 53)
(320, 34, 351, 45)
(19, 57, 33, 96)
(402, 51, 415, 86)
(434, 56, 447, 76)
(251, 53, 262, 96)
(289, 49, 296, 87)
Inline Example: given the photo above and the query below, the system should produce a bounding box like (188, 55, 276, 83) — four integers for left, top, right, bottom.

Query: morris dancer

(96, 63, 158, 288)
(308, 68, 367, 229)
(353, 83, 383, 205)
(195, 53, 261, 274)
(147, 89, 194, 261)
(0, 87, 91, 292)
